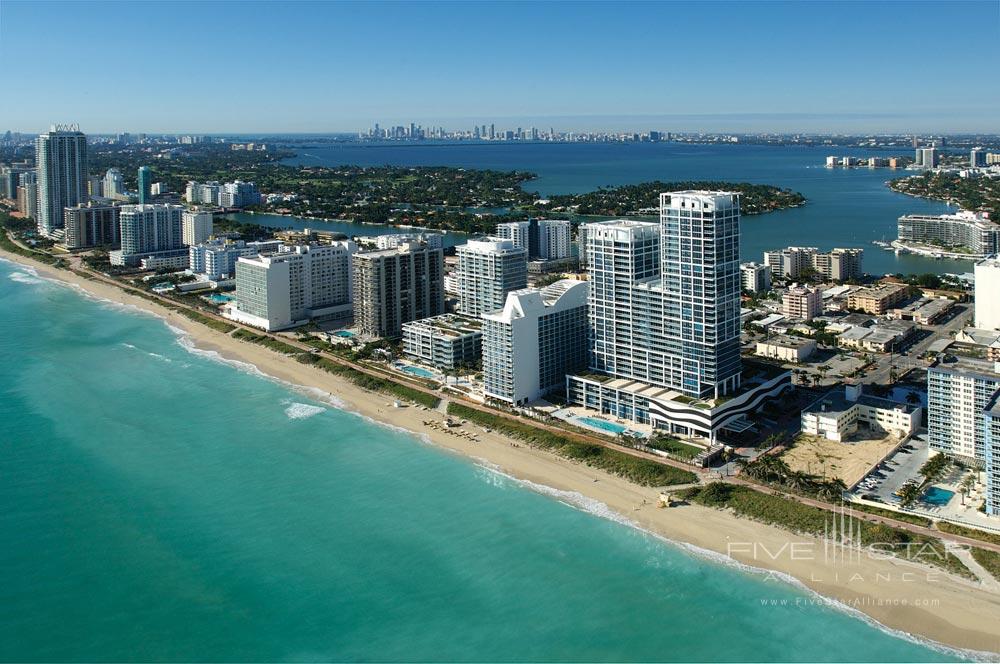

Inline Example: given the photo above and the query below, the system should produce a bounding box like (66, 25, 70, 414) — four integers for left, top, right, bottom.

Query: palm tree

(816, 478, 848, 502)
(905, 391, 920, 405)
(898, 482, 922, 508)
(736, 458, 765, 481)
(959, 474, 977, 506)
(785, 470, 816, 493)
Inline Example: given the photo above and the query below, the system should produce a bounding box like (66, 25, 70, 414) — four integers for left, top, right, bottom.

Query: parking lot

(851, 434, 929, 504)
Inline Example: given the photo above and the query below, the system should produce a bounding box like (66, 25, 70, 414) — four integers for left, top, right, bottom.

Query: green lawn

(447, 403, 696, 487)
(682, 483, 975, 580)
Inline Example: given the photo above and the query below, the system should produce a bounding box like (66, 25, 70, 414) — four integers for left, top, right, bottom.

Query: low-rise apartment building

(848, 283, 909, 315)
(801, 385, 920, 442)
(782, 286, 823, 321)
(754, 335, 816, 363)
(402, 314, 482, 369)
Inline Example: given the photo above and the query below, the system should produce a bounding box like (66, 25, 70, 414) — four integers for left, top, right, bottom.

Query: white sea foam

(283, 401, 326, 420)
(175, 334, 268, 378)
(172, 333, 349, 412)
(8, 269, 48, 285)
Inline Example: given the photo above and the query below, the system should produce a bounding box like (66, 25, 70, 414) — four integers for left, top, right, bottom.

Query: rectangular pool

(921, 486, 955, 506)
(573, 416, 628, 435)
(400, 365, 437, 379)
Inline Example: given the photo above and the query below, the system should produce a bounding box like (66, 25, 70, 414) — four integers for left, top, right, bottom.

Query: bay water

(278, 141, 960, 276)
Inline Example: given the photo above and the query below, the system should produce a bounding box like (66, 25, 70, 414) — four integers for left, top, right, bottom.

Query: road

(865, 303, 973, 385)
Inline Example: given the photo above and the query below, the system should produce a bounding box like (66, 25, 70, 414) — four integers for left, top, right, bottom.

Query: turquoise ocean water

(270, 142, 960, 275)
(0, 258, 970, 661)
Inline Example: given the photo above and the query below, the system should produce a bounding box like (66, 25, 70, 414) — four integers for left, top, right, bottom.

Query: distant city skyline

(1, 1, 998, 133)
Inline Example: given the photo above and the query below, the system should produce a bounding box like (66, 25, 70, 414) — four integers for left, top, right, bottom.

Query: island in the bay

(889, 170, 1000, 214)
(86, 143, 806, 234)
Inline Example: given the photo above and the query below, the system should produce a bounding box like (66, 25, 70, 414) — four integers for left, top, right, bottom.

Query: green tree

(898, 482, 922, 508)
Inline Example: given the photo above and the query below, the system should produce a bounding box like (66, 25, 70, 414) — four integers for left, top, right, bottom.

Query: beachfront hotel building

(182, 210, 214, 246)
(17, 181, 38, 221)
(482, 279, 588, 405)
(229, 241, 357, 331)
(401, 313, 482, 369)
(974, 257, 1000, 331)
(352, 241, 445, 338)
(927, 359, 1000, 463)
(897, 211, 1000, 258)
(110, 204, 187, 267)
(36, 125, 89, 237)
(456, 238, 528, 316)
(566, 192, 791, 440)
(984, 394, 1000, 516)
(927, 358, 1000, 517)
(63, 202, 120, 250)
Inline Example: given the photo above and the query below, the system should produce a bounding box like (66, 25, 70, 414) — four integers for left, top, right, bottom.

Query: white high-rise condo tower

(567, 191, 790, 440)
(658, 191, 742, 398)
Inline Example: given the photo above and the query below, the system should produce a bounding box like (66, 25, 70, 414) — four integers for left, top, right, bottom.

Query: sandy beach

(3, 248, 999, 656)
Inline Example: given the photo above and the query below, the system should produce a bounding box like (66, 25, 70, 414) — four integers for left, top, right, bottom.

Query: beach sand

(3, 249, 999, 656)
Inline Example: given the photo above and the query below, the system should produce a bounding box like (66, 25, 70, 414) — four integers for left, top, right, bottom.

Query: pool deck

(551, 406, 651, 439)
(392, 361, 443, 381)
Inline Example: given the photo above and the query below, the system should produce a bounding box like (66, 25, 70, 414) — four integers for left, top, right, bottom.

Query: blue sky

(1, 0, 997, 134)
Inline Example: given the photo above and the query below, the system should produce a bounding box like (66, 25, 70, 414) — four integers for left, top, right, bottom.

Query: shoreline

(2, 248, 999, 656)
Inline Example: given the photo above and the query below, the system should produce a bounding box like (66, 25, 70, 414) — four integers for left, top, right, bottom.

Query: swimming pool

(333, 330, 355, 338)
(573, 416, 628, 435)
(400, 365, 437, 379)
(205, 293, 234, 303)
(921, 486, 955, 506)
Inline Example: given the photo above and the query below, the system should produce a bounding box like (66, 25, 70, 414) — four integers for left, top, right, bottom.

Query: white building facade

(229, 242, 357, 331)
(456, 237, 528, 317)
(975, 257, 1000, 331)
(740, 261, 772, 293)
(483, 280, 588, 405)
(565, 191, 790, 440)
(538, 220, 572, 259)
(182, 210, 214, 246)
(110, 204, 185, 267)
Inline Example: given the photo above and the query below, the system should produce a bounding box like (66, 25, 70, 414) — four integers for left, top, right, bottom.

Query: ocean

(265, 141, 962, 276)
(0, 259, 965, 661)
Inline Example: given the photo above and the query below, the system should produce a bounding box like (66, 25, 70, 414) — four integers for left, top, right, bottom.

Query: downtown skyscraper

(35, 125, 88, 237)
